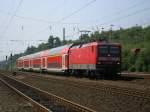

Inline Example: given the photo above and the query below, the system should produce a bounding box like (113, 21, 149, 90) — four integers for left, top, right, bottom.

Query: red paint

(69, 43, 97, 65)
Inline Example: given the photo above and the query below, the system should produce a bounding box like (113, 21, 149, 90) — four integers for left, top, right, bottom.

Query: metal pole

(10, 53, 12, 72)
(101, 27, 104, 40)
(110, 24, 114, 41)
(6, 56, 7, 70)
(63, 28, 65, 41)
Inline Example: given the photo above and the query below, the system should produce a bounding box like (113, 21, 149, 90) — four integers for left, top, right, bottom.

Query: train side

(16, 44, 72, 73)
(68, 42, 121, 77)
(16, 41, 121, 78)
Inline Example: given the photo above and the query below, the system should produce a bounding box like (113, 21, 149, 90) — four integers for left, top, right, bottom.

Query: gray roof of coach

(49, 44, 72, 55)
(18, 44, 72, 60)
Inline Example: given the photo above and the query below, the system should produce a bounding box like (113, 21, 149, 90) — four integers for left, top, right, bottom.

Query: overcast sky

(0, 0, 150, 61)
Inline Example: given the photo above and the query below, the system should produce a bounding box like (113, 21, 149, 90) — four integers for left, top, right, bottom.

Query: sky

(0, 0, 150, 61)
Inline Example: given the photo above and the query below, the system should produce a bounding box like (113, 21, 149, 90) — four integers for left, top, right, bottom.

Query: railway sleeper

(0, 74, 96, 112)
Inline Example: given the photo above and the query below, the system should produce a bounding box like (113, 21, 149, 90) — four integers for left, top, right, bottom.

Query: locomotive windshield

(110, 46, 120, 55)
(99, 46, 109, 54)
(99, 45, 120, 56)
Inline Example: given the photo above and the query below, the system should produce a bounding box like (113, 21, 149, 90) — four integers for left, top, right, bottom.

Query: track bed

(5, 71, 150, 112)
(0, 73, 95, 112)
(0, 79, 37, 112)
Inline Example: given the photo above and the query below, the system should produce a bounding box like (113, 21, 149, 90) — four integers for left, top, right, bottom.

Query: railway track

(16, 71, 150, 101)
(0, 73, 96, 112)
(43, 77, 150, 100)
(0, 76, 48, 112)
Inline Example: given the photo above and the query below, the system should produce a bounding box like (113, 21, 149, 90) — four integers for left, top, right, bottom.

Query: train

(16, 41, 121, 78)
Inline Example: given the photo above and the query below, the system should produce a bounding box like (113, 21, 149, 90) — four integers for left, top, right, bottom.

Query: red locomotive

(16, 41, 121, 78)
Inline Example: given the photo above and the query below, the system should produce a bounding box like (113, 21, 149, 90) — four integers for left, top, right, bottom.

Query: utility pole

(110, 24, 114, 41)
(63, 28, 65, 41)
(10, 53, 12, 72)
(101, 27, 104, 32)
(6, 56, 7, 70)
(135, 24, 138, 44)
(101, 27, 104, 40)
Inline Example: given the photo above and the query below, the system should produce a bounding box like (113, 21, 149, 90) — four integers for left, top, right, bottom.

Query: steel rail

(0, 78, 50, 112)
(21, 72, 150, 101)
(0, 73, 96, 112)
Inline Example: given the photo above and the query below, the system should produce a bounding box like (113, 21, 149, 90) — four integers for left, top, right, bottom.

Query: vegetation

(5, 25, 150, 72)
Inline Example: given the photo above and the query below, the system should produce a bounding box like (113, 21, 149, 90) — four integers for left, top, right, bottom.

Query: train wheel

(75, 70, 83, 78)
(68, 69, 74, 76)
(64, 70, 70, 77)
(88, 70, 96, 79)
(96, 72, 103, 79)
(85, 70, 90, 78)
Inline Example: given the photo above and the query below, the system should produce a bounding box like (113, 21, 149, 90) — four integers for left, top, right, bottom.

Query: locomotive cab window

(99, 46, 109, 56)
(110, 46, 120, 55)
(98, 45, 120, 56)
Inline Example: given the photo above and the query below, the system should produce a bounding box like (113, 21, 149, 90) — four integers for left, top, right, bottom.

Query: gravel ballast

(0, 79, 37, 112)
(13, 74, 150, 112)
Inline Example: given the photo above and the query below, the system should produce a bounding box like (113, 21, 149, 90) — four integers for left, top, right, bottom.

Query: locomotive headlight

(98, 62, 101, 64)
(117, 62, 120, 64)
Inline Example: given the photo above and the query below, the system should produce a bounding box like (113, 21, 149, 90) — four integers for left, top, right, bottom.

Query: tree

(24, 46, 37, 55)
(48, 35, 54, 48)
(54, 37, 61, 47)
(5, 25, 150, 72)
(37, 43, 48, 51)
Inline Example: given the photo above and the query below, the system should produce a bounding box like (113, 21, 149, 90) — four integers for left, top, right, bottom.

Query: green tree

(48, 35, 54, 48)
(24, 46, 37, 55)
(53, 37, 61, 47)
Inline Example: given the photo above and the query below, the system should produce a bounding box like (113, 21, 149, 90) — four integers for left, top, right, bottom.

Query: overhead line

(0, 0, 145, 25)
(98, 7, 150, 26)
(58, 0, 96, 22)
(0, 0, 23, 38)
(0, 9, 80, 25)
(0, 0, 96, 39)
(15, 15, 80, 25)
(93, 0, 147, 23)
(23, 0, 96, 40)
(66, 6, 150, 38)
(65, 0, 149, 38)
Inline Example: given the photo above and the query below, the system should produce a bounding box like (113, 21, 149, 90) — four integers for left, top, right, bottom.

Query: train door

(29, 60, 31, 68)
(62, 54, 68, 70)
(42, 57, 46, 68)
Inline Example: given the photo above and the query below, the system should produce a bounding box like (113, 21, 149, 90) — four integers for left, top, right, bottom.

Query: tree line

(6, 25, 150, 72)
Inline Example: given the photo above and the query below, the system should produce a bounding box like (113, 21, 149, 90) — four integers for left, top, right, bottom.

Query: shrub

(129, 65, 136, 72)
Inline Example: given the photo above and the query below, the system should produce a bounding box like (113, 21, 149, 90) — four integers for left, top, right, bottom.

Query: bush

(135, 56, 143, 72)
(148, 65, 150, 72)
(129, 65, 136, 72)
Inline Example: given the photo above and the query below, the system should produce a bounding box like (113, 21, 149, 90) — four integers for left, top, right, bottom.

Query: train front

(96, 43, 121, 76)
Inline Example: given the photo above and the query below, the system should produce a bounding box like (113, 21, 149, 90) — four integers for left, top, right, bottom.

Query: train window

(110, 46, 120, 54)
(47, 62, 60, 68)
(99, 46, 108, 54)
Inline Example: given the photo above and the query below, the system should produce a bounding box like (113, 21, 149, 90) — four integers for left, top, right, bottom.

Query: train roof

(17, 44, 73, 60)
(49, 44, 72, 55)
(71, 41, 121, 49)
(99, 42, 121, 46)
(17, 41, 121, 61)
